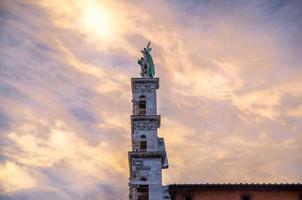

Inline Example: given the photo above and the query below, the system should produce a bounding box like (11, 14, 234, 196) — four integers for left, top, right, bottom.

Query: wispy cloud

(0, 0, 302, 199)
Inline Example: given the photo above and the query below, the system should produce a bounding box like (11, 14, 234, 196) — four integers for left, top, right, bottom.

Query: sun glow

(80, 2, 114, 39)
(0, 162, 36, 192)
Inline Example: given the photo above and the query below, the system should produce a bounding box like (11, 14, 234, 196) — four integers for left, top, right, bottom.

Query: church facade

(128, 43, 302, 200)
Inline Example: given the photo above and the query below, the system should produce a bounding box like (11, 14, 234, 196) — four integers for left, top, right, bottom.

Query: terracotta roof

(168, 183, 302, 192)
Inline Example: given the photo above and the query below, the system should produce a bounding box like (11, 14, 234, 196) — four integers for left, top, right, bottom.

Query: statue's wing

(147, 41, 151, 49)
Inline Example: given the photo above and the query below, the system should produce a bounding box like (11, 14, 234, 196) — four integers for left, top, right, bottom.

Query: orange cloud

(0, 162, 36, 192)
(1, 0, 302, 199)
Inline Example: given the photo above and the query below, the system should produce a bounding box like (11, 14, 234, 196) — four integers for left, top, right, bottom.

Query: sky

(0, 0, 302, 199)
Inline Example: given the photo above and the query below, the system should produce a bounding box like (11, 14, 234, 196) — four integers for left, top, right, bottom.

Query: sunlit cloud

(1, 0, 302, 199)
(5, 119, 127, 174)
(0, 162, 36, 192)
(80, 2, 114, 39)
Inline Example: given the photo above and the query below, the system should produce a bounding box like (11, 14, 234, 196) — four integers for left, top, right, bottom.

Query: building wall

(172, 190, 302, 200)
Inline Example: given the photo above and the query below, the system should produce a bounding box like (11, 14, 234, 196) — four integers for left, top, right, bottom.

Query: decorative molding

(133, 120, 159, 131)
(133, 83, 157, 93)
(131, 78, 159, 93)
(131, 115, 160, 132)
(129, 151, 166, 159)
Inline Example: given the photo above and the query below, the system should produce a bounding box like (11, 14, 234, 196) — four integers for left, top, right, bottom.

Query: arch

(140, 177, 147, 181)
(140, 135, 146, 139)
(137, 185, 148, 200)
(138, 95, 146, 115)
(140, 141, 147, 151)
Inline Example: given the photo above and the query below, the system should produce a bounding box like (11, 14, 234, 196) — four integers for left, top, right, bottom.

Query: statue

(138, 41, 155, 78)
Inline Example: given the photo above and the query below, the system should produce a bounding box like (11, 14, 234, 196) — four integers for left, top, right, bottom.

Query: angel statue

(137, 41, 155, 78)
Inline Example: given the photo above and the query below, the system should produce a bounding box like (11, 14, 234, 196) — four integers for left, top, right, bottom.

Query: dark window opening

(140, 141, 147, 151)
(184, 196, 192, 200)
(140, 177, 147, 181)
(140, 135, 147, 139)
(138, 95, 146, 115)
(137, 185, 148, 200)
(241, 195, 250, 200)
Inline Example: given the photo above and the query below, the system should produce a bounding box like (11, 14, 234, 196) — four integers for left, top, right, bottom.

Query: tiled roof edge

(168, 183, 302, 191)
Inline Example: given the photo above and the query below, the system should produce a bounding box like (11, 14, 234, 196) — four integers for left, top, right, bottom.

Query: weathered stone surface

(131, 78, 159, 93)
(129, 76, 168, 200)
(132, 117, 160, 131)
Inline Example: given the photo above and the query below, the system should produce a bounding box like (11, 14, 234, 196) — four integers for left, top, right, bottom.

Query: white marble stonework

(128, 78, 169, 200)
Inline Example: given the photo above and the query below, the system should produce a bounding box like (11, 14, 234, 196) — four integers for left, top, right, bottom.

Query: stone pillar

(128, 78, 169, 200)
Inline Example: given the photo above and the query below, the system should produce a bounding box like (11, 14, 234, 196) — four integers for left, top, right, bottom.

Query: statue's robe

(146, 54, 155, 78)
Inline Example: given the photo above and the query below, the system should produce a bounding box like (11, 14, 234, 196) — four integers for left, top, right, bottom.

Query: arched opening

(137, 185, 148, 200)
(140, 135, 146, 139)
(140, 141, 147, 151)
(138, 95, 146, 115)
(140, 177, 147, 181)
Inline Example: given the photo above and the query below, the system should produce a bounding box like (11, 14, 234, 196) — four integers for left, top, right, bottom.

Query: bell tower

(128, 42, 168, 200)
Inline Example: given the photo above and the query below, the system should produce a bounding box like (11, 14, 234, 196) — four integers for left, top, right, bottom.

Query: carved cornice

(131, 78, 159, 93)
(128, 151, 166, 159)
(128, 150, 167, 176)
(131, 115, 160, 132)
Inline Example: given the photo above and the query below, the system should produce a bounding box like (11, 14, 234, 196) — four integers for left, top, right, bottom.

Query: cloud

(0, 161, 36, 193)
(1, 117, 128, 199)
(0, 0, 302, 199)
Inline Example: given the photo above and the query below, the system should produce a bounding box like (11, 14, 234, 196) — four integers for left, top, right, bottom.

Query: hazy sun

(80, 2, 113, 39)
